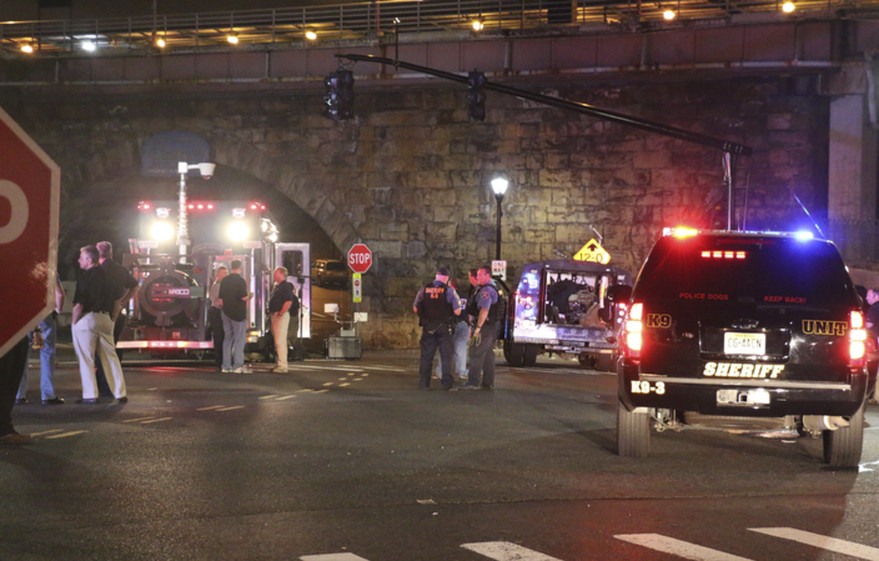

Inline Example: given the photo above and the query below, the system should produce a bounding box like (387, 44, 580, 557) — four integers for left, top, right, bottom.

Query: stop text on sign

(0, 179, 29, 244)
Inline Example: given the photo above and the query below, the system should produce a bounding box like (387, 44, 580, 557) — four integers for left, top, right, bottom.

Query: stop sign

(347, 243, 373, 274)
(0, 107, 60, 357)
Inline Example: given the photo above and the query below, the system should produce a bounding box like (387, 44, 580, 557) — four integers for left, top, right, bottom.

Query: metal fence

(1, 0, 876, 57)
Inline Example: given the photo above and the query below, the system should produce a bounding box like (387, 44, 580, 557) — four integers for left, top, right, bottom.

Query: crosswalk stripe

(300, 554, 370, 561)
(461, 541, 566, 561)
(750, 527, 879, 560)
(614, 534, 754, 561)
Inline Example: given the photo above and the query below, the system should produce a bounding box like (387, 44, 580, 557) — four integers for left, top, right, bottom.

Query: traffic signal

(324, 69, 354, 120)
(467, 71, 486, 121)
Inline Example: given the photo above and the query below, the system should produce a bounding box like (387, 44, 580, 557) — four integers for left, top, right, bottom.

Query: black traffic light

(324, 69, 355, 120)
(467, 71, 486, 121)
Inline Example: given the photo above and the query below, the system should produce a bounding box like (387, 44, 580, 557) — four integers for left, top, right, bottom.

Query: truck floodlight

(149, 220, 174, 242)
(227, 220, 249, 242)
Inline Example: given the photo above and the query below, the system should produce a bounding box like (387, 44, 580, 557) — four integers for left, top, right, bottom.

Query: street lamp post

(490, 176, 508, 261)
(176, 161, 216, 260)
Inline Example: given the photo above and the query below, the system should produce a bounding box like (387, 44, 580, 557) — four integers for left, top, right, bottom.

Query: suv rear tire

(822, 400, 865, 468)
(617, 400, 650, 457)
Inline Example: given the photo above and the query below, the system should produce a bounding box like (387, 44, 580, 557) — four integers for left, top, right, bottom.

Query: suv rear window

(634, 234, 855, 309)
(325, 261, 345, 271)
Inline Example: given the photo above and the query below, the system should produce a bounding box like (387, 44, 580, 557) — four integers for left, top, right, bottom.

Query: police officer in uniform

(413, 266, 462, 390)
(463, 265, 501, 389)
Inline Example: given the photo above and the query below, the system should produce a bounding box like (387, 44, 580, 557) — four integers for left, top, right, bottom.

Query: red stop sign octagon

(0, 107, 60, 357)
(347, 243, 373, 274)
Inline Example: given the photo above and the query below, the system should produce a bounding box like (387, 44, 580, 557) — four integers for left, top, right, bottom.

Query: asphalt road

(3, 349, 879, 561)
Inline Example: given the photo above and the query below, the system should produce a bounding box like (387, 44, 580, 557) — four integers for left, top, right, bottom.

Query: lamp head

(491, 176, 509, 199)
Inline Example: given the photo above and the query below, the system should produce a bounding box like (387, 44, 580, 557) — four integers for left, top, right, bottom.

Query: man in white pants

(71, 245, 127, 404)
(268, 267, 295, 373)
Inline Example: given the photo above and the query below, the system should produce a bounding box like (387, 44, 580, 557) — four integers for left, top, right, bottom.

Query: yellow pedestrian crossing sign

(574, 239, 611, 264)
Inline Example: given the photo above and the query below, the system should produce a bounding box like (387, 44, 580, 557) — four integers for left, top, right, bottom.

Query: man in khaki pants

(268, 267, 295, 372)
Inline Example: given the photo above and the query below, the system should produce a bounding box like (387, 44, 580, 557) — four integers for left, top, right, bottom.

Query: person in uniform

(268, 266, 295, 373)
(463, 265, 501, 390)
(413, 266, 462, 390)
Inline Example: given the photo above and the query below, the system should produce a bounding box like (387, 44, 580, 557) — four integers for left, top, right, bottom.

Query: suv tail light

(849, 309, 867, 368)
(623, 302, 644, 359)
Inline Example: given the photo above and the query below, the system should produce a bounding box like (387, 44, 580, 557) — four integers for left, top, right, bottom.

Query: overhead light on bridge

(472, 20, 484, 32)
(82, 40, 97, 52)
(155, 37, 167, 48)
(227, 34, 239, 45)
(305, 30, 318, 41)
(781, 1, 795, 12)
(663, 9, 676, 21)
(20, 44, 33, 54)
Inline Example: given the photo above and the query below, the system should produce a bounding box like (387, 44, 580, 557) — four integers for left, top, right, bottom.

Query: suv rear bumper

(618, 362, 868, 417)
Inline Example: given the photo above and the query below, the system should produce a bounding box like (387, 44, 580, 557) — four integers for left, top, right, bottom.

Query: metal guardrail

(1, 0, 877, 57)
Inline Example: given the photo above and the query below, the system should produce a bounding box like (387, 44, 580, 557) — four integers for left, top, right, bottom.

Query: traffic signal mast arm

(336, 53, 753, 157)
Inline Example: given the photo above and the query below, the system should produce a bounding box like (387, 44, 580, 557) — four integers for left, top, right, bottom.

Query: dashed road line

(43, 430, 89, 439)
(123, 416, 164, 423)
(196, 405, 226, 411)
(750, 528, 879, 560)
(30, 429, 64, 437)
(216, 406, 245, 412)
(140, 417, 173, 424)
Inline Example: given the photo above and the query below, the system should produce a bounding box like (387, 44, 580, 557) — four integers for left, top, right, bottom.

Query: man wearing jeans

(218, 259, 250, 373)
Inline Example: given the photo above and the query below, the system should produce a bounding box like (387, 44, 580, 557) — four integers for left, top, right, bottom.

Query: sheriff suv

(617, 229, 869, 467)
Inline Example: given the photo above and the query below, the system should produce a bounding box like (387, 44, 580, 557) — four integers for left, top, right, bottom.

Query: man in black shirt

(218, 259, 250, 373)
(71, 245, 127, 403)
(268, 266, 295, 373)
(94, 241, 138, 397)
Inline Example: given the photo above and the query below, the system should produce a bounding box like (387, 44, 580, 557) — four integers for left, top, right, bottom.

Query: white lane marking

(196, 406, 226, 411)
(614, 534, 754, 561)
(750, 528, 879, 560)
(30, 429, 63, 436)
(462, 541, 566, 561)
(300, 554, 370, 561)
(216, 406, 245, 412)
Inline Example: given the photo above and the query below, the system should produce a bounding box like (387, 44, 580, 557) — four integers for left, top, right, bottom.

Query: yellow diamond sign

(573, 238, 611, 264)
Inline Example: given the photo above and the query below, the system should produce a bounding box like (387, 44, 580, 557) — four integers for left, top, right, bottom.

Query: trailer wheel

(522, 344, 538, 366)
(505, 340, 525, 367)
(823, 401, 865, 468)
(617, 400, 650, 457)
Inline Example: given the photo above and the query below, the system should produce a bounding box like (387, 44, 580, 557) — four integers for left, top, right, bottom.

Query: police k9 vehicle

(617, 228, 869, 467)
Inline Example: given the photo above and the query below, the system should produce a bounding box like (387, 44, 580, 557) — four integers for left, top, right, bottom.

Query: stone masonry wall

(0, 74, 830, 348)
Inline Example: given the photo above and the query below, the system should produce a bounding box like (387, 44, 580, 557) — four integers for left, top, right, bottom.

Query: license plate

(724, 332, 765, 355)
(717, 388, 771, 406)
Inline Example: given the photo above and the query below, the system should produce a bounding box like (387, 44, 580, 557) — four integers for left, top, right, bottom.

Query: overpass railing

(1, 0, 877, 57)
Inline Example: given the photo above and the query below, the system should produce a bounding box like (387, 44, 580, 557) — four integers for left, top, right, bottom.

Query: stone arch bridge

(1, 7, 878, 348)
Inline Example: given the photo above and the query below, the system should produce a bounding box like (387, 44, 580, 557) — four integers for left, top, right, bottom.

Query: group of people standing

(208, 262, 300, 374)
(413, 265, 502, 391)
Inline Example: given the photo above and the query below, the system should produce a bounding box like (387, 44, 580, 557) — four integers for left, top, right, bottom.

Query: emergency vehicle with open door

(504, 259, 631, 370)
(117, 199, 310, 360)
